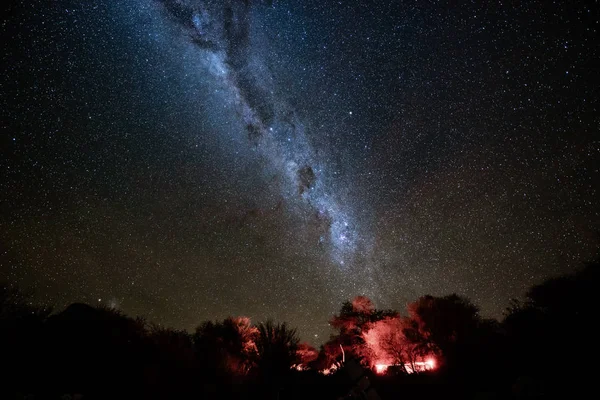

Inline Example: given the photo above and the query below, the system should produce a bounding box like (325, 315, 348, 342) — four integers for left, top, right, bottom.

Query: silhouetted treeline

(1, 257, 599, 399)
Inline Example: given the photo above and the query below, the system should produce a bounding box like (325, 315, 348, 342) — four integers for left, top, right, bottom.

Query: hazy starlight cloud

(158, 0, 365, 267)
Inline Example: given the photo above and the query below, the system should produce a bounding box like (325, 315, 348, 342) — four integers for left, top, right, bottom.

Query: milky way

(159, 0, 364, 266)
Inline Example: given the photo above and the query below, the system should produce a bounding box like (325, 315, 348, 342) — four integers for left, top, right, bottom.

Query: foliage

(403, 294, 481, 369)
(254, 320, 300, 382)
(193, 317, 258, 378)
(325, 296, 399, 365)
(2, 256, 599, 398)
(503, 259, 600, 392)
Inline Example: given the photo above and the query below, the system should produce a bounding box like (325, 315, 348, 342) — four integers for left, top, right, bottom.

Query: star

(1, 0, 597, 346)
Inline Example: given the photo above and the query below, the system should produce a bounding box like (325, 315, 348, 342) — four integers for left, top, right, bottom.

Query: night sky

(1, 0, 599, 344)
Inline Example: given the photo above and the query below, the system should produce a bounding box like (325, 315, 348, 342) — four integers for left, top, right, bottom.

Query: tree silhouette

(254, 320, 300, 383)
(504, 259, 600, 394)
(0, 284, 52, 396)
(40, 303, 149, 397)
(193, 317, 257, 380)
(3, 255, 600, 399)
(146, 324, 197, 396)
(403, 294, 481, 372)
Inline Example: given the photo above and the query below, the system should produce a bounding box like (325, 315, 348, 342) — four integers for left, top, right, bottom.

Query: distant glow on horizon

(373, 358, 436, 375)
(318, 357, 436, 376)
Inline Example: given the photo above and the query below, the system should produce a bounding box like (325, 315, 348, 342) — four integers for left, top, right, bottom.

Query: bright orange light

(375, 364, 388, 374)
(426, 358, 435, 369)
(321, 364, 339, 375)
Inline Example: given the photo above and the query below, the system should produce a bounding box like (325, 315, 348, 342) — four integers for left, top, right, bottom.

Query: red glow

(375, 364, 388, 374)
(369, 358, 436, 375)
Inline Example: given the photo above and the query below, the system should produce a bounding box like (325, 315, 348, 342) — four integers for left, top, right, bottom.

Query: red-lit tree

(193, 317, 258, 377)
(295, 342, 319, 369)
(324, 296, 398, 367)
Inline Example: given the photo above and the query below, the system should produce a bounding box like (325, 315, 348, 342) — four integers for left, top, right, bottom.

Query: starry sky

(1, 0, 599, 344)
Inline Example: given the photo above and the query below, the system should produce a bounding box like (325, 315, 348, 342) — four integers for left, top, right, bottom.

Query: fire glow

(319, 358, 435, 376)
(374, 358, 436, 375)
